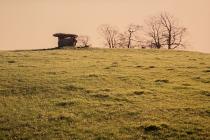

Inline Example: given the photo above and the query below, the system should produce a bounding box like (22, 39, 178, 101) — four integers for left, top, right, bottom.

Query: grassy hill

(0, 48, 209, 139)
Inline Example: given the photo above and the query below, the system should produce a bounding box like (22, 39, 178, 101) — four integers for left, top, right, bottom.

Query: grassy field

(0, 48, 209, 140)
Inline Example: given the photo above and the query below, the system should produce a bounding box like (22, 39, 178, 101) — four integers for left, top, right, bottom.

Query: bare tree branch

(98, 24, 119, 48)
(145, 16, 164, 49)
(145, 12, 187, 49)
(160, 12, 186, 49)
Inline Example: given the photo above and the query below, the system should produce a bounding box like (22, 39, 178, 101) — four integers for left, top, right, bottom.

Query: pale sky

(0, 0, 210, 53)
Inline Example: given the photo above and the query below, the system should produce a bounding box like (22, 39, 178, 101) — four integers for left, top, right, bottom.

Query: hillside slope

(0, 49, 210, 139)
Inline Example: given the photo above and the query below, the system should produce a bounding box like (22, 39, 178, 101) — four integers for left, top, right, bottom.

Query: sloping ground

(0, 48, 209, 139)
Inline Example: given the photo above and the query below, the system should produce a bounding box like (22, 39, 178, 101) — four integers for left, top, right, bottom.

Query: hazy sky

(0, 0, 210, 52)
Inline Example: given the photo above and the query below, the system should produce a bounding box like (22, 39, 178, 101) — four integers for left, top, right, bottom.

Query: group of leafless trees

(98, 12, 187, 49)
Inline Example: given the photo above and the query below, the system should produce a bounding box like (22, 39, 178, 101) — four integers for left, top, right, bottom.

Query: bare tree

(98, 24, 119, 48)
(77, 35, 90, 48)
(127, 24, 141, 48)
(116, 25, 142, 48)
(145, 16, 163, 49)
(117, 32, 128, 48)
(145, 12, 187, 49)
(160, 12, 186, 49)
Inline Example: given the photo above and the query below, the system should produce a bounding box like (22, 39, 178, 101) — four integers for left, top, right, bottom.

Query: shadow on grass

(7, 60, 16, 64)
(200, 91, 210, 97)
(154, 79, 169, 84)
(203, 70, 210, 73)
(11, 47, 91, 52)
(64, 85, 85, 91)
(55, 100, 76, 107)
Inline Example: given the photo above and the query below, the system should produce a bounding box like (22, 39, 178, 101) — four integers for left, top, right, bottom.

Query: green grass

(0, 48, 210, 139)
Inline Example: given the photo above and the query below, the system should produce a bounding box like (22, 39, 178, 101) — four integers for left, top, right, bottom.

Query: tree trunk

(127, 32, 132, 48)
